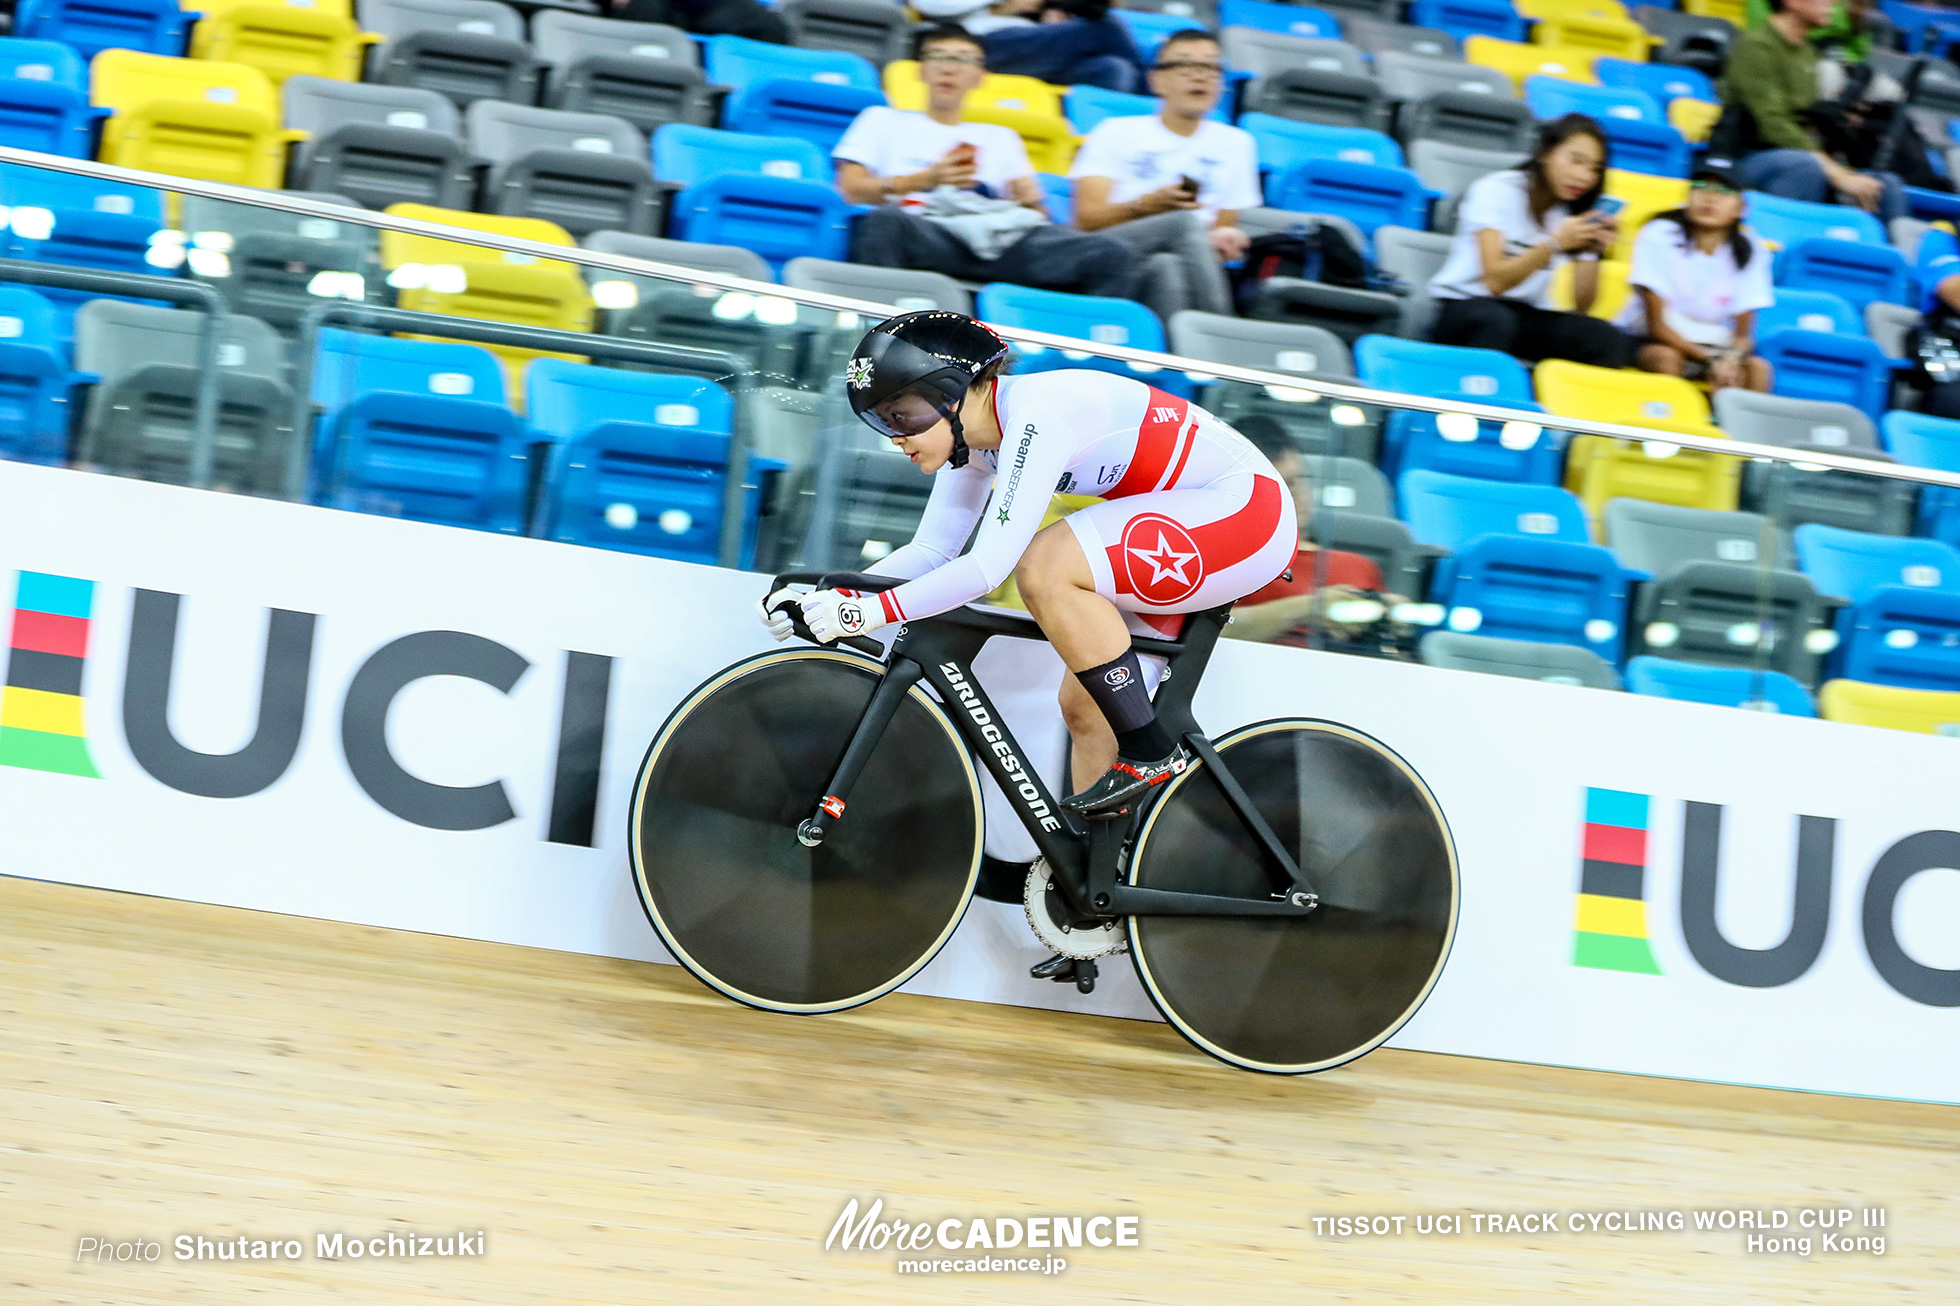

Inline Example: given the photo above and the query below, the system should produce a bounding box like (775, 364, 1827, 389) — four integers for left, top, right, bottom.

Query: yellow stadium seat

(92, 50, 302, 187)
(1463, 36, 1598, 91)
(1818, 679, 1960, 735)
(984, 494, 1103, 608)
(378, 203, 577, 272)
(1602, 168, 1688, 260)
(1535, 360, 1741, 517)
(1547, 257, 1633, 320)
(395, 260, 595, 405)
(1667, 96, 1722, 143)
(883, 62, 1065, 118)
(1514, 0, 1630, 19)
(1681, 0, 1746, 23)
(1530, 16, 1654, 60)
(970, 104, 1079, 172)
(189, 2, 380, 84)
(188, 0, 355, 14)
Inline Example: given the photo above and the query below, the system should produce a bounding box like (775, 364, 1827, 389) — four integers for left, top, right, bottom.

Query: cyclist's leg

(1019, 471, 1295, 810)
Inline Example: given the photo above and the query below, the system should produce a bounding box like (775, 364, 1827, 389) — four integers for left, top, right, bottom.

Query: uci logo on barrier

(1571, 787, 1960, 1009)
(0, 569, 615, 847)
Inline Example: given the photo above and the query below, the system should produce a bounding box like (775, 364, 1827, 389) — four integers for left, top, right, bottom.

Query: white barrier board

(0, 462, 1954, 1103)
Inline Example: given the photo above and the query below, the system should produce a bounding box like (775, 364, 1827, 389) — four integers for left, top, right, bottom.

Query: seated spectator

(1426, 115, 1632, 369)
(1620, 167, 1775, 393)
(1905, 225, 1960, 416)
(611, 0, 785, 43)
(1224, 418, 1410, 649)
(981, 0, 1149, 93)
(1717, 0, 1904, 221)
(1068, 29, 1257, 322)
(916, 0, 1041, 37)
(834, 26, 1137, 298)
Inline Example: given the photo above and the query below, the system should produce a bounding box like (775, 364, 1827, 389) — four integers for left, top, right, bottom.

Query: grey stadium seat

(1889, 214, 1931, 262)
(1711, 389, 1877, 452)
(283, 77, 475, 209)
(1409, 140, 1528, 201)
(1376, 51, 1513, 104)
(1712, 390, 1911, 538)
(1373, 225, 1452, 337)
(465, 102, 660, 236)
(72, 301, 299, 496)
(1299, 454, 1391, 517)
(1398, 90, 1537, 152)
(1169, 312, 1374, 460)
(1632, 6, 1732, 77)
(205, 231, 374, 331)
(1309, 512, 1441, 598)
(1243, 278, 1404, 347)
(1343, 16, 1459, 59)
(1602, 499, 1836, 684)
(180, 189, 364, 240)
(1242, 67, 1389, 133)
(532, 12, 716, 134)
(360, 0, 539, 108)
(583, 231, 816, 383)
(1124, 0, 1217, 18)
(1419, 631, 1622, 689)
(778, 0, 908, 67)
(1305, 0, 1401, 23)
(1219, 30, 1365, 80)
(783, 258, 972, 313)
(1866, 300, 1917, 359)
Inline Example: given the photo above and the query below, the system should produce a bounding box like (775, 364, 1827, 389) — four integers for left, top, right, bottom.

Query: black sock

(1076, 652, 1175, 761)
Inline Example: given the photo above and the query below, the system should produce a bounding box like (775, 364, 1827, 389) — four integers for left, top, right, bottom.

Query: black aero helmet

(846, 310, 1008, 468)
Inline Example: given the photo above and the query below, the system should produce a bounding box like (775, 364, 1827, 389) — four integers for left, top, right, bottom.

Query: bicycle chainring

(1023, 858, 1126, 961)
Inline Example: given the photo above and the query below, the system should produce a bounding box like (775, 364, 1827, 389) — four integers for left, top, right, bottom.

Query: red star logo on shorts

(1118, 515, 1204, 605)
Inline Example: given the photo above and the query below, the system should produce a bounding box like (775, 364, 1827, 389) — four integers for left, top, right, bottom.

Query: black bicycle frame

(772, 573, 1320, 923)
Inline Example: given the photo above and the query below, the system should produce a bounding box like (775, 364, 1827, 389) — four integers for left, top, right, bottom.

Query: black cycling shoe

(1059, 746, 1191, 819)
(1030, 953, 1075, 981)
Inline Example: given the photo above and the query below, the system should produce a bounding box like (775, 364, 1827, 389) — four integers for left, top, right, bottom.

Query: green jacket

(1743, 0, 1873, 62)
(1721, 20, 1821, 152)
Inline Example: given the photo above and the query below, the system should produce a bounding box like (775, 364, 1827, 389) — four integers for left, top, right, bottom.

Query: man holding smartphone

(1069, 28, 1260, 321)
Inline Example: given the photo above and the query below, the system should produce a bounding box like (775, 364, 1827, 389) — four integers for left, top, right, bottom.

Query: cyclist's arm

(871, 413, 1077, 624)
(867, 462, 992, 580)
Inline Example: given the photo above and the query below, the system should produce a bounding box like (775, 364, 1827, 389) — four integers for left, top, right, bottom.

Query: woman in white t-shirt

(1426, 115, 1632, 369)
(1618, 166, 1774, 393)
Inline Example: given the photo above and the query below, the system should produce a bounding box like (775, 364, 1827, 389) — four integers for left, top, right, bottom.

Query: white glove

(799, 588, 887, 644)
(758, 586, 799, 642)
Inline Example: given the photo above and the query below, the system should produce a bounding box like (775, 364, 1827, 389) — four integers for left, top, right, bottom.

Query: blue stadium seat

(14, 0, 194, 60)
(1114, 9, 1201, 62)
(527, 359, 778, 566)
(1754, 288, 1861, 338)
(1591, 58, 1716, 108)
(1795, 522, 1960, 690)
(1880, 0, 1957, 52)
(1065, 84, 1228, 135)
(1218, 0, 1341, 39)
(0, 67, 107, 157)
(1623, 656, 1818, 715)
(1265, 159, 1432, 240)
(1744, 190, 1887, 250)
(0, 285, 87, 465)
(1399, 469, 1642, 661)
(705, 34, 884, 153)
(1773, 236, 1911, 312)
(1352, 335, 1560, 485)
(0, 37, 87, 90)
(1523, 76, 1662, 124)
(1037, 171, 1073, 225)
(1881, 409, 1960, 547)
(1242, 112, 1406, 170)
(974, 282, 1194, 397)
(1408, 0, 1527, 43)
(309, 329, 529, 532)
(0, 163, 170, 337)
(652, 125, 848, 274)
(1754, 327, 1899, 422)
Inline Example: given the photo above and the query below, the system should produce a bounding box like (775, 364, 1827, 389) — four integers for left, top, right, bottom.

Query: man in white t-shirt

(1068, 29, 1261, 320)
(835, 26, 1136, 298)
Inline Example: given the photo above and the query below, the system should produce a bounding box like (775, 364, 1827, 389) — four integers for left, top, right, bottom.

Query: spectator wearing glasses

(1068, 29, 1259, 321)
(1619, 167, 1775, 393)
(1426, 114, 1632, 368)
(834, 27, 1138, 297)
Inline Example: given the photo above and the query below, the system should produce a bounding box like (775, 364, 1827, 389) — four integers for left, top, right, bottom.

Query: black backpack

(1231, 221, 1404, 312)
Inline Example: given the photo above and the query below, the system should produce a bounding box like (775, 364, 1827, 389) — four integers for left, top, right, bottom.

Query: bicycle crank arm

(1103, 885, 1317, 917)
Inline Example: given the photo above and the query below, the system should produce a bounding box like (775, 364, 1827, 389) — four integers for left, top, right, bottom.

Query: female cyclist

(759, 309, 1296, 818)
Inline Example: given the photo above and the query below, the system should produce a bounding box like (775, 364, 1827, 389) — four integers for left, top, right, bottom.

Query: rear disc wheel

(1127, 719, 1458, 1074)
(629, 648, 983, 1013)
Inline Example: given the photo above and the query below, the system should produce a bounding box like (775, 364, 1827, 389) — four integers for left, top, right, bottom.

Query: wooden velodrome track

(4, 874, 1954, 1305)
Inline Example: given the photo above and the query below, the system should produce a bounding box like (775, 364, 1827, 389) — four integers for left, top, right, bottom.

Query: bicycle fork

(795, 658, 923, 848)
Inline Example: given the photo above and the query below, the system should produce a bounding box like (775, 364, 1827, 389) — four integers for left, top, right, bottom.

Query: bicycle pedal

(1075, 958, 1098, 995)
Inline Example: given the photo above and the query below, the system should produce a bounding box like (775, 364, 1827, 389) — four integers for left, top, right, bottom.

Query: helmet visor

(859, 381, 958, 440)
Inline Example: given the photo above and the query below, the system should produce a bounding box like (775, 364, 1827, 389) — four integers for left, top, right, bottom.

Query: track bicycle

(628, 572, 1460, 1074)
